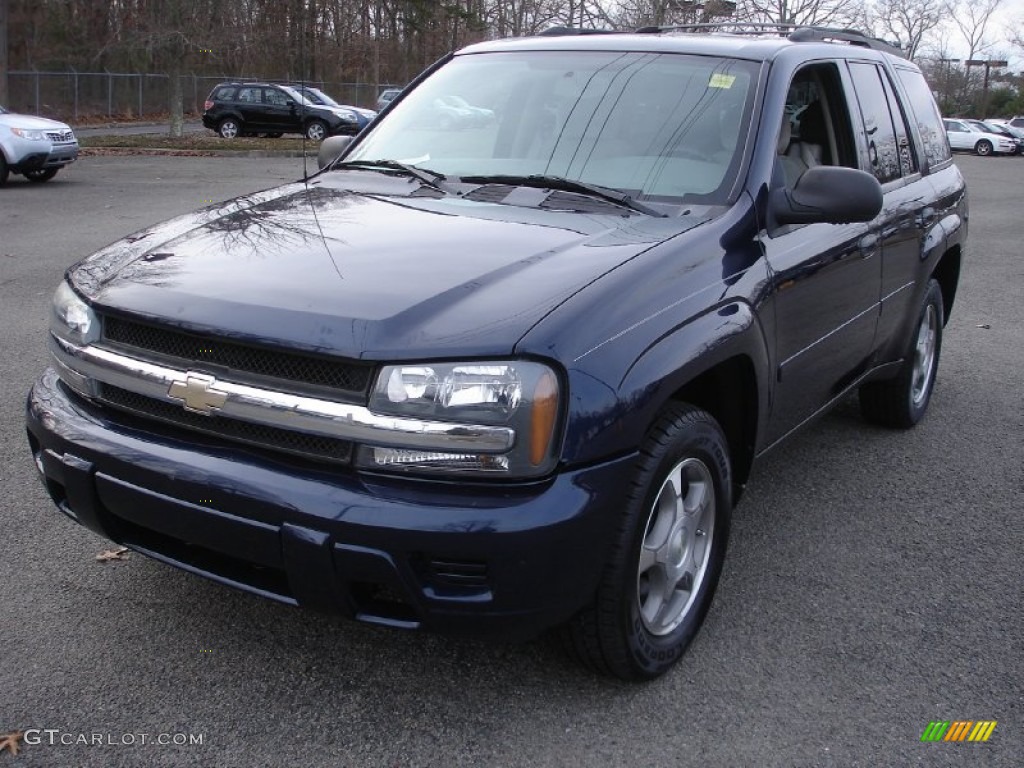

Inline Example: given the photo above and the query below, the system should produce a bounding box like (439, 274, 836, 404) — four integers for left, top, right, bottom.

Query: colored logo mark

(921, 721, 997, 742)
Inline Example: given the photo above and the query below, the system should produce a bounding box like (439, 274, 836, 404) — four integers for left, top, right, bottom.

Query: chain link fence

(7, 71, 399, 122)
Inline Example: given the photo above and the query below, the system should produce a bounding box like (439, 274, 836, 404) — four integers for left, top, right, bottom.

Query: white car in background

(943, 118, 1016, 156)
(0, 105, 78, 185)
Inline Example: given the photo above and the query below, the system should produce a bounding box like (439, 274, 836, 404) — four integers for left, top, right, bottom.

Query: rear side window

(237, 87, 262, 104)
(848, 63, 906, 183)
(213, 86, 236, 101)
(894, 68, 952, 169)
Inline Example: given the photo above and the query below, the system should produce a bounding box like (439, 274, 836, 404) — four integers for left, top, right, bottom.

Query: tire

(305, 120, 327, 141)
(25, 168, 58, 182)
(562, 403, 732, 681)
(218, 118, 240, 139)
(974, 140, 993, 156)
(0, 153, 8, 186)
(859, 279, 944, 428)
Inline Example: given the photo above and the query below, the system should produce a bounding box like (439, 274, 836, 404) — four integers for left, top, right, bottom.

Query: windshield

(347, 51, 758, 204)
(310, 88, 339, 107)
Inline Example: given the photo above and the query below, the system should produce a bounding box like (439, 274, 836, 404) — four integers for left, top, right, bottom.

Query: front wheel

(562, 403, 732, 680)
(975, 140, 993, 156)
(859, 279, 944, 428)
(305, 120, 327, 141)
(25, 168, 58, 182)
(0, 153, 9, 186)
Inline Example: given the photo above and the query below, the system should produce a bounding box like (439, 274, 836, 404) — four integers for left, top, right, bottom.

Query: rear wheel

(974, 140, 993, 156)
(25, 168, 58, 182)
(0, 153, 8, 186)
(859, 279, 944, 428)
(218, 118, 240, 139)
(562, 403, 732, 680)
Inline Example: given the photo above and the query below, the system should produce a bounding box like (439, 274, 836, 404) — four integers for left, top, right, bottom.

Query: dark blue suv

(27, 26, 965, 680)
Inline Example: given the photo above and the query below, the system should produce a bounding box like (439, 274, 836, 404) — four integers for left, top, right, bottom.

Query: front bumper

(26, 368, 635, 639)
(8, 142, 78, 172)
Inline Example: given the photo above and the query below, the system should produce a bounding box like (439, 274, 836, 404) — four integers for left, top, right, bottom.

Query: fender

(559, 300, 771, 467)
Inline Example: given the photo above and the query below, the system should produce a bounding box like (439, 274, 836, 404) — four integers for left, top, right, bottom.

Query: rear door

(235, 86, 266, 131)
(846, 61, 930, 359)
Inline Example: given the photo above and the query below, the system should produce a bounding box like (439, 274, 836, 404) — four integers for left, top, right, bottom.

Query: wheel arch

(610, 302, 769, 503)
(931, 245, 961, 325)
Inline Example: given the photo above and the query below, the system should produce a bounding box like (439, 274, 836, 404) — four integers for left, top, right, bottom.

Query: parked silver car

(376, 88, 402, 112)
(943, 118, 1016, 156)
(0, 105, 79, 185)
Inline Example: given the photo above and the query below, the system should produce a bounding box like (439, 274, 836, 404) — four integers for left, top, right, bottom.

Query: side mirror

(769, 166, 882, 228)
(285, 100, 295, 107)
(317, 135, 352, 169)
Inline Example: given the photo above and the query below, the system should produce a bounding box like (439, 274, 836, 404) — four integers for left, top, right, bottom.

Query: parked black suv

(28, 26, 966, 680)
(202, 81, 361, 140)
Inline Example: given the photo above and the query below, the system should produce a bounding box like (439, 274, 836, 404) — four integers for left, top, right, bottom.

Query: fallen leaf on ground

(95, 546, 130, 562)
(976, 323, 991, 329)
(0, 731, 24, 756)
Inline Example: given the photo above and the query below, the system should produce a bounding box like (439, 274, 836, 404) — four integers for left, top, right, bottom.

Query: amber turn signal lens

(529, 371, 558, 466)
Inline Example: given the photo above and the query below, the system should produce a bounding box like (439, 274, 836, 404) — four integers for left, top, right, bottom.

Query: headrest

(799, 101, 827, 143)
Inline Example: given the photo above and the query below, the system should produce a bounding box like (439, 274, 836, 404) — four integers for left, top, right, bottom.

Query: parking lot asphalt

(1, 154, 1021, 767)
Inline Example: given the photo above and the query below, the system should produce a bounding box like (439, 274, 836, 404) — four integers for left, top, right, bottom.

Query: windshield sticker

(709, 73, 736, 89)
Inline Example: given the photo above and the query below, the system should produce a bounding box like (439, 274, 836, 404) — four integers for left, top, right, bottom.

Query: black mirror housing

(770, 166, 883, 228)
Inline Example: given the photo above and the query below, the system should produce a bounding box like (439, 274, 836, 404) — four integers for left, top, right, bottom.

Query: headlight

(335, 109, 357, 122)
(51, 281, 99, 345)
(357, 361, 561, 478)
(11, 127, 45, 141)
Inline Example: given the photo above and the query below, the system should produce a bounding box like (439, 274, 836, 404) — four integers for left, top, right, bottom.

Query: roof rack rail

(634, 23, 905, 58)
(537, 26, 616, 36)
(636, 22, 797, 35)
(787, 26, 904, 57)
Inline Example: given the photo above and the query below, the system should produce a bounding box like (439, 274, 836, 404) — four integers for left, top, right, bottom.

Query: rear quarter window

(894, 68, 952, 169)
(213, 86, 237, 101)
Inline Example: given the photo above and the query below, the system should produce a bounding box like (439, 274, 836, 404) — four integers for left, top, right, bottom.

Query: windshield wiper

(334, 159, 452, 194)
(461, 174, 666, 217)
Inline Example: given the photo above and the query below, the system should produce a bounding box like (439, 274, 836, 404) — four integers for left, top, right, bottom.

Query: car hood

(70, 173, 713, 360)
(0, 113, 72, 131)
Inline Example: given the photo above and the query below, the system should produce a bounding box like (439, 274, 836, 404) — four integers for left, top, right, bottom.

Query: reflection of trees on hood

(203, 187, 356, 259)
(111, 187, 357, 288)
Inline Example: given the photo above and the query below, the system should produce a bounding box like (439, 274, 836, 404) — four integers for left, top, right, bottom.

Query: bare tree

(0, 0, 8, 105)
(945, 0, 1003, 60)
(735, 0, 865, 27)
(862, 0, 942, 60)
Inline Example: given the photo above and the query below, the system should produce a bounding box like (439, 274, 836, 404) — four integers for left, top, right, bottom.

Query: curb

(80, 147, 316, 158)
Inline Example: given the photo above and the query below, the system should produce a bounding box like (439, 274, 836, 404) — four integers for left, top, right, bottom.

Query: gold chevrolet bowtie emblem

(167, 372, 228, 415)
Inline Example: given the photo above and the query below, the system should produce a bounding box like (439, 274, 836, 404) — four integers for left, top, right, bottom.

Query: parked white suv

(0, 105, 79, 185)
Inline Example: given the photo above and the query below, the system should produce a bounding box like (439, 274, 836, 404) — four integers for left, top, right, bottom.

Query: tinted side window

(237, 87, 262, 104)
(849, 63, 901, 183)
(879, 70, 917, 177)
(264, 88, 291, 106)
(895, 68, 952, 168)
(213, 86, 236, 101)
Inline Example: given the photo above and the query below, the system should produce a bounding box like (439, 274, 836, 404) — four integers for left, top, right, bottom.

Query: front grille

(99, 384, 353, 465)
(102, 315, 372, 399)
(46, 130, 75, 143)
